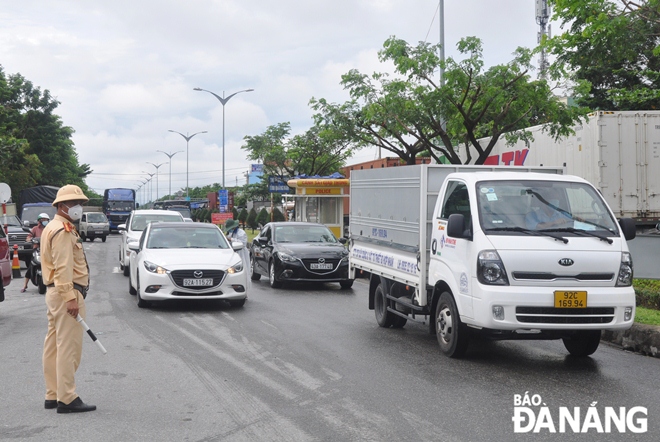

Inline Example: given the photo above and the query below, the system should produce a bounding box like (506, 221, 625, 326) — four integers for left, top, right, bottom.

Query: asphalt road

(1, 234, 658, 442)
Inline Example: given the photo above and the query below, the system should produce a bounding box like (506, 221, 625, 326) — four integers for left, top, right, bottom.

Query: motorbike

(30, 238, 46, 295)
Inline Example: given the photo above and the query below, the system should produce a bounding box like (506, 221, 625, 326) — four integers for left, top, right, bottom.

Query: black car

(251, 222, 353, 289)
(4, 215, 33, 264)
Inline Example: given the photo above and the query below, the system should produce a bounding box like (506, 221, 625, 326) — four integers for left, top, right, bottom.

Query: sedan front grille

(516, 306, 615, 324)
(170, 269, 225, 290)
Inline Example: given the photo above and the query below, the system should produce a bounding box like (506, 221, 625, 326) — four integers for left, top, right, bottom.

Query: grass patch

(635, 307, 660, 326)
(633, 279, 660, 311)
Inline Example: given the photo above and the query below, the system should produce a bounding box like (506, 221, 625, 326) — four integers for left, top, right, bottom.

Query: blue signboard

(218, 189, 229, 213)
(268, 176, 291, 194)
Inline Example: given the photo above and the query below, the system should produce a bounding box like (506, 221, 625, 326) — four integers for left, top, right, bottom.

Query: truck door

(435, 180, 474, 318)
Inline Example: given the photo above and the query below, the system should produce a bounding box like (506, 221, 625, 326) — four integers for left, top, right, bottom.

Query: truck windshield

(21, 207, 58, 225)
(477, 180, 619, 236)
(107, 201, 134, 212)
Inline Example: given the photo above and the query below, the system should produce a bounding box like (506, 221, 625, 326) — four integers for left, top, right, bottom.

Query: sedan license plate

(554, 291, 587, 308)
(310, 263, 333, 270)
(183, 278, 213, 287)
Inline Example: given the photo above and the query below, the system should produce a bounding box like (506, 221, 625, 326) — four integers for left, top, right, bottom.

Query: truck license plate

(310, 263, 333, 270)
(554, 291, 587, 308)
(183, 278, 213, 287)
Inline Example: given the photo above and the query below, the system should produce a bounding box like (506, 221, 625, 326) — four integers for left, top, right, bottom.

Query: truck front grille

(516, 306, 615, 324)
(512, 272, 614, 281)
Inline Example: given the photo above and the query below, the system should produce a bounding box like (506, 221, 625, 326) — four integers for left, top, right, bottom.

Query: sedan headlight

(278, 252, 296, 262)
(227, 260, 244, 274)
(616, 252, 633, 287)
(144, 260, 168, 274)
(477, 250, 509, 286)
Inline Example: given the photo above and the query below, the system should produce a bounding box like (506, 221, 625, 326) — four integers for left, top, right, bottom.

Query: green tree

(241, 122, 354, 180)
(0, 136, 41, 201)
(257, 207, 269, 227)
(546, 0, 660, 110)
(0, 66, 91, 192)
(238, 208, 248, 227)
(231, 206, 239, 220)
(312, 36, 586, 165)
(246, 208, 259, 232)
(272, 207, 286, 222)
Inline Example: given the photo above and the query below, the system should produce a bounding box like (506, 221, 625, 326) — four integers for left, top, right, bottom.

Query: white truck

(349, 165, 637, 357)
(478, 110, 660, 228)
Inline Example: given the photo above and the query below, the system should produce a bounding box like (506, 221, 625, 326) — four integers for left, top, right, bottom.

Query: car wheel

(435, 291, 469, 358)
(250, 255, 261, 281)
(228, 298, 246, 308)
(339, 280, 354, 289)
(374, 283, 394, 328)
(102, 236, 107, 243)
(562, 330, 601, 357)
(123, 262, 130, 277)
(269, 261, 282, 288)
(128, 271, 136, 296)
(136, 273, 150, 308)
(0, 282, 4, 302)
(119, 249, 124, 270)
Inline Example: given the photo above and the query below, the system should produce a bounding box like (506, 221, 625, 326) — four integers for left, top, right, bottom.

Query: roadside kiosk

(285, 178, 349, 238)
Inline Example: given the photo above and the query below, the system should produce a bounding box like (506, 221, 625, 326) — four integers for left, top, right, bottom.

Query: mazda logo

(318, 258, 325, 264)
(194, 271, 204, 278)
(558, 258, 574, 267)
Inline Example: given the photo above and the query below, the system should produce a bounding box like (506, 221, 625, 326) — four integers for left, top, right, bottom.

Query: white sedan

(128, 222, 248, 308)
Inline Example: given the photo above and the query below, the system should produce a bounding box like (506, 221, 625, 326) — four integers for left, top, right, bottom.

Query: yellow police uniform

(41, 213, 89, 405)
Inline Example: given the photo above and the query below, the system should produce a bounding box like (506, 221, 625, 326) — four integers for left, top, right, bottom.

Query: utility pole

(536, 0, 551, 79)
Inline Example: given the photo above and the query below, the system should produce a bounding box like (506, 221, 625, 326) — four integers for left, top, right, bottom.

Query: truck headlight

(477, 250, 509, 286)
(616, 252, 633, 287)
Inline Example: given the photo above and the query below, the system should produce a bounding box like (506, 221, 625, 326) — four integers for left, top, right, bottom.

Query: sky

(0, 0, 547, 205)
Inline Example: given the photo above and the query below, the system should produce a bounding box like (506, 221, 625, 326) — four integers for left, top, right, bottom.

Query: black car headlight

(278, 252, 296, 262)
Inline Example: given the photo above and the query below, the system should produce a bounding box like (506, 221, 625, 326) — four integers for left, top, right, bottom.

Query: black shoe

(56, 397, 96, 414)
(45, 400, 58, 409)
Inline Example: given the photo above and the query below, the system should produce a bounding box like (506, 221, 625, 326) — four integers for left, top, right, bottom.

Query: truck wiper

(484, 226, 568, 244)
(542, 227, 613, 244)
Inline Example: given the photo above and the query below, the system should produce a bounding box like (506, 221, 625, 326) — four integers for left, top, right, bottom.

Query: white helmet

(38, 213, 51, 220)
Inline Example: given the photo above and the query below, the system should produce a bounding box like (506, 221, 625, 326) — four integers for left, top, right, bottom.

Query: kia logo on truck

(558, 258, 574, 266)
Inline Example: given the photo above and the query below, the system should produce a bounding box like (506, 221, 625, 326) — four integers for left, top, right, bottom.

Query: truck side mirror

(447, 214, 471, 240)
(618, 218, 636, 241)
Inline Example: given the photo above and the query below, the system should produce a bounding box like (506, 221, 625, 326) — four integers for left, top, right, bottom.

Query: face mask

(41, 220, 49, 227)
(66, 204, 83, 221)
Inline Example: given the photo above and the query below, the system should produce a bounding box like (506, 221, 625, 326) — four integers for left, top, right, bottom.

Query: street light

(167, 130, 207, 199)
(142, 173, 155, 205)
(193, 87, 254, 188)
(156, 150, 183, 200)
(146, 162, 168, 202)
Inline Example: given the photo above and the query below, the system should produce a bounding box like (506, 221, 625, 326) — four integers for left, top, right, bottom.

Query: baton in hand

(76, 314, 107, 354)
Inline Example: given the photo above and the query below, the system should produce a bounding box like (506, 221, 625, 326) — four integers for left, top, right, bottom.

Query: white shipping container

(475, 111, 660, 223)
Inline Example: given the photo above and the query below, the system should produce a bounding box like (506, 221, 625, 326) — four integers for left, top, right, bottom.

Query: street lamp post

(168, 130, 207, 199)
(142, 173, 155, 205)
(156, 150, 183, 200)
(193, 87, 254, 188)
(146, 162, 167, 203)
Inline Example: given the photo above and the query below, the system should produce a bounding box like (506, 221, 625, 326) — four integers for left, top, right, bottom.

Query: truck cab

(78, 212, 110, 242)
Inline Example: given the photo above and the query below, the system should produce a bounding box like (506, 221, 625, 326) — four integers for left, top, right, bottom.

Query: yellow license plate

(554, 291, 587, 308)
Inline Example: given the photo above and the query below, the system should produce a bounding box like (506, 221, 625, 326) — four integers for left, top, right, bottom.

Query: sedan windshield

(477, 180, 619, 236)
(131, 214, 182, 231)
(274, 225, 338, 243)
(147, 226, 230, 249)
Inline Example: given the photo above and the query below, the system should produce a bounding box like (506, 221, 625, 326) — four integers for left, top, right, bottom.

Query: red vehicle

(0, 226, 12, 300)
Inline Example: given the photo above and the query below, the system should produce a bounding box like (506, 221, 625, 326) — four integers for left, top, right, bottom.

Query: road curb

(601, 323, 660, 358)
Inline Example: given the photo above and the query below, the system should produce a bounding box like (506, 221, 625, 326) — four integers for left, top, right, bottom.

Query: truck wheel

(37, 275, 46, 295)
(374, 283, 394, 328)
(102, 236, 107, 243)
(80, 233, 86, 242)
(562, 330, 601, 357)
(269, 261, 282, 288)
(250, 255, 261, 281)
(435, 291, 469, 358)
(392, 314, 407, 329)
